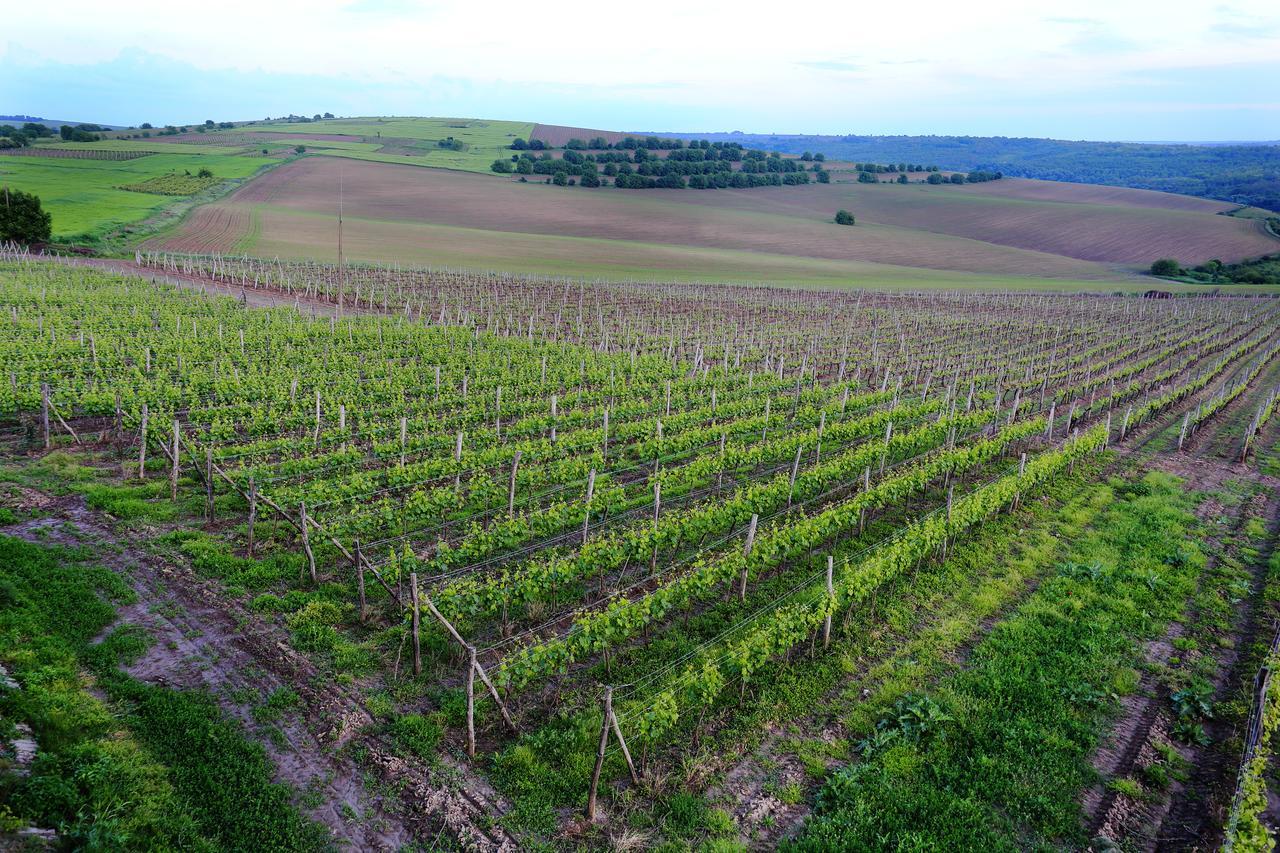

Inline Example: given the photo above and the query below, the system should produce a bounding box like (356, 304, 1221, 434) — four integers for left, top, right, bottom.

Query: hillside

(142, 152, 1278, 289)
(645, 132, 1280, 212)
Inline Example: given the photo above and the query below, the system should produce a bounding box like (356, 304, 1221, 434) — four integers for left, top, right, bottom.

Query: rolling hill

(144, 151, 1278, 289)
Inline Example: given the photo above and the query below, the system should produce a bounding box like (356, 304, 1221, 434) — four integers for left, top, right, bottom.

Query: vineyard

(3, 248, 1280, 850)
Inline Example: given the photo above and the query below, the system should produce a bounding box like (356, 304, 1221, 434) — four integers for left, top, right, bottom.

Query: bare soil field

(529, 123, 637, 146)
(146, 156, 1277, 285)
(149, 157, 1123, 281)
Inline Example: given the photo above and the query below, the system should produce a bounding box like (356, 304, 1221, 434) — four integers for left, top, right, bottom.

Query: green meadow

(0, 149, 282, 240)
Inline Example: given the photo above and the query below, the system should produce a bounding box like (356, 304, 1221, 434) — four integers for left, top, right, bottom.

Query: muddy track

(1087, 403, 1280, 848)
(1158, 491, 1280, 850)
(0, 489, 518, 851)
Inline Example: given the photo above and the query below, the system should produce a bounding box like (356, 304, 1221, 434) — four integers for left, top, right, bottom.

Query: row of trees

(0, 122, 54, 149)
(855, 162, 938, 173)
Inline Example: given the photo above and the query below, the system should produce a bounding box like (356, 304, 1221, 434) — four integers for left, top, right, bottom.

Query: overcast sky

(4, 0, 1278, 141)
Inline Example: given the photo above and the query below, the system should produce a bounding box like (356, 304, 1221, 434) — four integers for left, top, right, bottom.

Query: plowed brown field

(147, 156, 1278, 285)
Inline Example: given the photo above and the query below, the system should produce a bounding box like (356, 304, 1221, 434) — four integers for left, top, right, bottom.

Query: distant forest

(651, 133, 1280, 211)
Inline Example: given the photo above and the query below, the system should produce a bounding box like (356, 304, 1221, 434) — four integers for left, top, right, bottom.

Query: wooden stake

(466, 645, 477, 757)
(205, 447, 214, 522)
(823, 555, 834, 649)
(609, 708, 640, 785)
(508, 450, 522, 517)
(739, 514, 758, 602)
(587, 687, 613, 822)
(138, 403, 149, 479)
(410, 572, 422, 676)
(246, 476, 257, 557)
(170, 419, 181, 500)
(582, 468, 596, 547)
(40, 382, 51, 450)
(299, 501, 317, 584)
(787, 444, 803, 508)
(355, 539, 366, 623)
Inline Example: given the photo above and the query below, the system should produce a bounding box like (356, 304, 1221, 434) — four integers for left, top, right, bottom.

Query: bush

(0, 187, 52, 244)
(835, 209, 856, 226)
(1150, 258, 1182, 277)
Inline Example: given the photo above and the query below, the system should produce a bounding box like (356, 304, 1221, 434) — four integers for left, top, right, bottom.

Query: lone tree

(1150, 258, 1182, 277)
(0, 187, 53, 244)
(835, 209, 855, 226)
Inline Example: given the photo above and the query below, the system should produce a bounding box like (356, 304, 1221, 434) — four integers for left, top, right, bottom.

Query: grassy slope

(0, 529, 326, 849)
(787, 471, 1203, 850)
(0, 149, 283, 240)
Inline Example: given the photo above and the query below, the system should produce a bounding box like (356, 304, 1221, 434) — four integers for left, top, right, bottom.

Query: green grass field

(0, 150, 283, 240)
(224, 116, 533, 173)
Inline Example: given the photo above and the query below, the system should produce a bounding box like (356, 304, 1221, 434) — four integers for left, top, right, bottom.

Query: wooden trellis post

(739, 514, 759, 602)
(299, 501, 317, 584)
(355, 539, 366, 624)
(170, 419, 181, 500)
(582, 468, 596, 547)
(40, 382, 51, 450)
(823, 555, 834, 649)
(586, 686, 638, 821)
(787, 444, 803, 508)
(246, 476, 257, 558)
(649, 481, 662, 576)
(508, 450, 522, 517)
(410, 572, 422, 676)
(205, 448, 214, 522)
(138, 403, 149, 479)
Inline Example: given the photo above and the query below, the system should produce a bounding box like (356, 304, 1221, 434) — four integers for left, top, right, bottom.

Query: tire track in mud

(0, 492, 518, 851)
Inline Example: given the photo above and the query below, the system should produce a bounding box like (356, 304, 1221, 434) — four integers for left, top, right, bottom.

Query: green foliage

(788, 472, 1203, 850)
(0, 186, 52, 243)
(834, 209, 855, 225)
(0, 533, 326, 850)
(389, 712, 446, 759)
(1150, 257, 1182, 277)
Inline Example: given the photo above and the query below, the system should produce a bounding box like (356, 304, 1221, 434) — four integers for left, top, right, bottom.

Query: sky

(3, 0, 1279, 141)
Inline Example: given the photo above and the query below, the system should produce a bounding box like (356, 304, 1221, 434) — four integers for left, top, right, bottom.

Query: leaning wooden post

(649, 480, 662, 576)
(40, 382, 51, 450)
(410, 572, 422, 676)
(738, 514, 759, 602)
(601, 408, 610, 462)
(879, 421, 893, 474)
(399, 416, 408, 468)
(582, 468, 597, 546)
(1120, 405, 1132, 442)
(466, 645, 477, 758)
(609, 705, 640, 785)
(453, 431, 464, 490)
(943, 483, 954, 557)
(299, 502, 317, 584)
(787, 444, 803, 508)
(204, 447, 214, 522)
(1045, 403, 1055, 440)
(246, 475, 257, 557)
(170, 419, 181, 500)
(508, 450, 522, 517)
(1177, 411, 1191, 451)
(859, 466, 871, 534)
(586, 686, 614, 822)
(137, 402, 149, 479)
(822, 555, 834, 649)
(355, 539, 367, 624)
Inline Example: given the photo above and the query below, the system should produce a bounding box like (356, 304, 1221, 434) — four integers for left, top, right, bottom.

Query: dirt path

(0, 490, 517, 851)
(1085, 366, 1280, 849)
